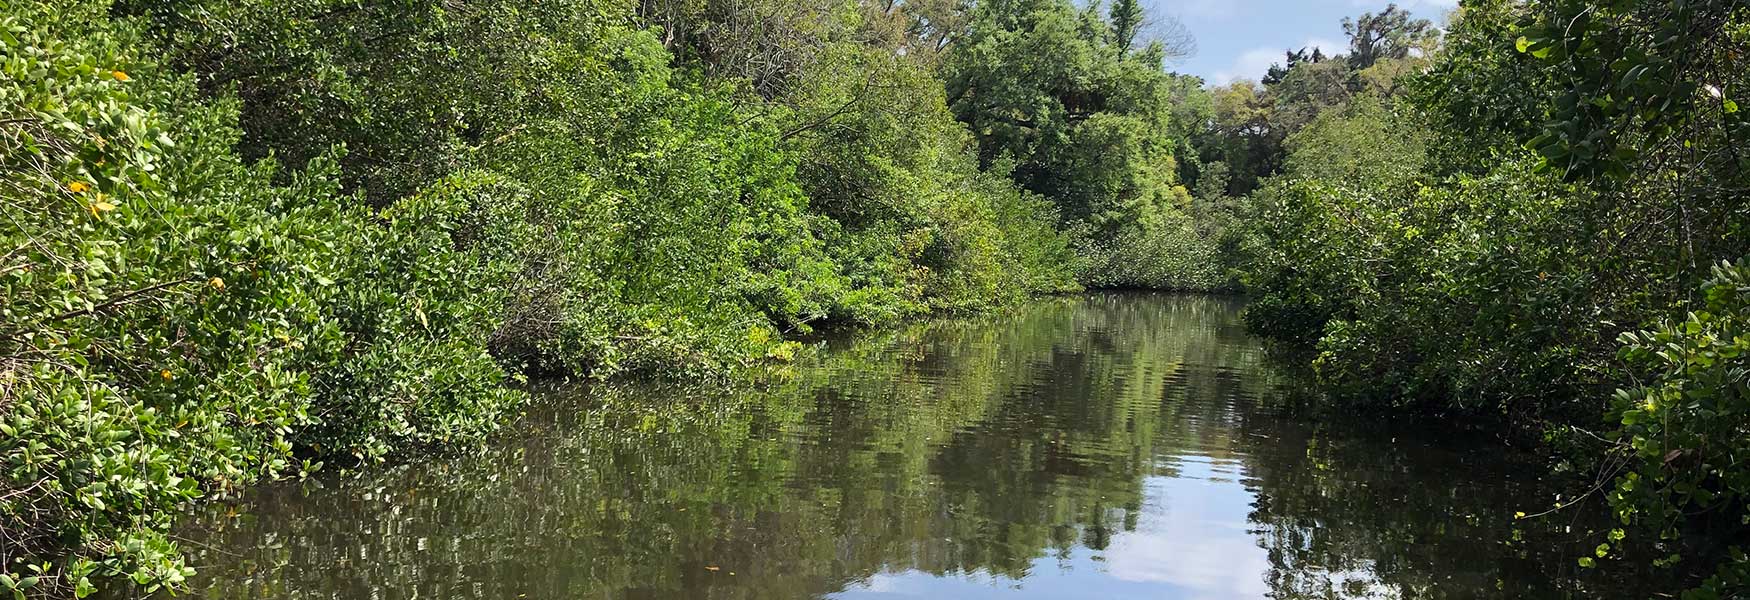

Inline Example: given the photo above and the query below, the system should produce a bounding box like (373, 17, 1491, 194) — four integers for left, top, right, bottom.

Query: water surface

(175, 294, 1628, 599)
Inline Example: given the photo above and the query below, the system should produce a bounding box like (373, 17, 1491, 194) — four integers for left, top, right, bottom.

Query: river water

(173, 293, 1636, 599)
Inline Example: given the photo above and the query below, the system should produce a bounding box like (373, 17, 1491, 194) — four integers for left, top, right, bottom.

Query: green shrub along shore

(2, 0, 1747, 597)
(1209, 0, 1747, 595)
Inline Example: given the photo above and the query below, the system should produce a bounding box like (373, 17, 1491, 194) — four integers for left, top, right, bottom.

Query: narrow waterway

(172, 294, 1631, 599)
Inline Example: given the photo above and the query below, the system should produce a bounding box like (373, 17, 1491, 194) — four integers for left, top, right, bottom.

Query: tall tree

(1342, 3, 1438, 70)
(1108, 0, 1144, 58)
(943, 0, 1186, 227)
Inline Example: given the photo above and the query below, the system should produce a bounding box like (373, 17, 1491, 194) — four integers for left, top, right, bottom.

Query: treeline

(1201, 0, 1747, 595)
(0, 0, 1222, 596)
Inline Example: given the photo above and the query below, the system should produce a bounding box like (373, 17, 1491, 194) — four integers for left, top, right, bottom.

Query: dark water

(173, 294, 1633, 599)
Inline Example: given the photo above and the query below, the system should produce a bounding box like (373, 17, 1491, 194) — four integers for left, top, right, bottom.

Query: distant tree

(1108, 0, 1144, 58)
(1342, 3, 1438, 70)
(633, 0, 851, 98)
(901, 0, 974, 56)
(1103, 0, 1196, 62)
(1206, 80, 1281, 195)
(943, 0, 1186, 228)
(1262, 47, 1327, 85)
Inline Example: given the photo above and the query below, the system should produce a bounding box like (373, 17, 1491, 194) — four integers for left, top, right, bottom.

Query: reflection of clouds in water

(833, 467, 1278, 600)
(1102, 472, 1271, 598)
(835, 570, 1020, 599)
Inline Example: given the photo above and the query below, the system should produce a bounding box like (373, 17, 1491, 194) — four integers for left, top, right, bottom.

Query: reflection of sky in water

(171, 294, 1625, 600)
(833, 457, 1275, 600)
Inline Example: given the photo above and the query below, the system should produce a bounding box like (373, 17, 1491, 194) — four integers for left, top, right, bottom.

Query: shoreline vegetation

(1, 0, 1745, 597)
(1, 0, 1208, 594)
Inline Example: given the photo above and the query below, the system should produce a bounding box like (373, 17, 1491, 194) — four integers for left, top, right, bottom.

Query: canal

(172, 294, 1629, 599)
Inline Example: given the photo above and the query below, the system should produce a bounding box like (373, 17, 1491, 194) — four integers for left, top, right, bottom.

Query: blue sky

(1147, 0, 1458, 85)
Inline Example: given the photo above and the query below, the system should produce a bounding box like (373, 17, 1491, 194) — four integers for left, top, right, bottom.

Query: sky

(1147, 0, 1458, 85)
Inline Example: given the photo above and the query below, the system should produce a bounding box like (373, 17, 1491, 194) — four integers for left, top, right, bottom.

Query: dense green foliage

(5, 4, 372, 593)
(13, 0, 1744, 594)
(0, 0, 1239, 594)
(941, 0, 1227, 290)
(1216, 0, 1750, 593)
(1609, 261, 1750, 596)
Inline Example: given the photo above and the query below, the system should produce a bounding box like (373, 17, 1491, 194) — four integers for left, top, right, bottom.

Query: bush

(782, 43, 1079, 319)
(299, 173, 535, 463)
(1, 6, 525, 594)
(1, 3, 346, 592)
(1232, 100, 1614, 420)
(1606, 259, 1750, 594)
(1290, 159, 1598, 418)
(1073, 209, 1225, 291)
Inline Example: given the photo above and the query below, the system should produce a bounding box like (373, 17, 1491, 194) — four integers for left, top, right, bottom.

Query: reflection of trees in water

(1233, 388, 1667, 599)
(175, 293, 1254, 599)
(173, 293, 1638, 600)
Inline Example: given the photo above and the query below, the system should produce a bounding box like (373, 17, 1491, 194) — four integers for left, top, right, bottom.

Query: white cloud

(1209, 48, 1280, 86)
(1209, 37, 1344, 85)
(1102, 474, 1272, 598)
